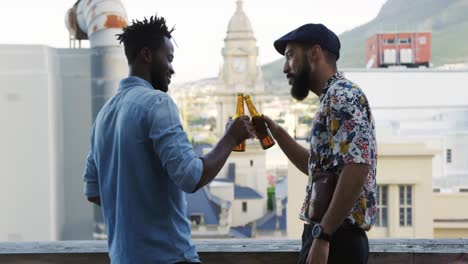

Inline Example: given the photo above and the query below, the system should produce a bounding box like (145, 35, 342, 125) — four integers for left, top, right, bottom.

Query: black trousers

(298, 221, 369, 264)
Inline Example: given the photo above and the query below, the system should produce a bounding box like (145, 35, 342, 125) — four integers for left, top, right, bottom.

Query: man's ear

(308, 44, 323, 62)
(139, 47, 153, 64)
(305, 44, 320, 64)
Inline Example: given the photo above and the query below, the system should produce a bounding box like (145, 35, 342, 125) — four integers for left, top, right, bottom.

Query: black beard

(290, 63, 311, 101)
(151, 74, 168, 93)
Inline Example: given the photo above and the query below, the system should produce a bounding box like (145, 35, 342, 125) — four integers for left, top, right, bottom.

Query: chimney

(65, 0, 129, 120)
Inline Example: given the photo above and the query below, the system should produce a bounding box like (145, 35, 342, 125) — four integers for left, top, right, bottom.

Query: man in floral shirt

(264, 24, 377, 264)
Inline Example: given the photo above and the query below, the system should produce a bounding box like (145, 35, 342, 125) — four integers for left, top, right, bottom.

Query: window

(250, 160, 254, 167)
(446, 149, 452, 163)
(383, 38, 395, 45)
(242, 201, 248, 212)
(190, 214, 204, 225)
(375, 185, 388, 227)
(398, 38, 411, 44)
(399, 185, 412, 227)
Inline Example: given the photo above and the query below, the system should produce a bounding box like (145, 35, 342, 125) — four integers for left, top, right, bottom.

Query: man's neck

(310, 68, 337, 97)
(129, 67, 152, 86)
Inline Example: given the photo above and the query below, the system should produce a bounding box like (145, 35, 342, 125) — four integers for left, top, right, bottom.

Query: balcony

(1, 239, 467, 264)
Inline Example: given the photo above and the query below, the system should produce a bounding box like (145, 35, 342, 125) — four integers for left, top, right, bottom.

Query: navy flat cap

(274, 23, 341, 60)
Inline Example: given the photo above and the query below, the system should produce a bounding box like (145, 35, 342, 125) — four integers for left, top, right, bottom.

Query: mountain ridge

(261, 0, 468, 94)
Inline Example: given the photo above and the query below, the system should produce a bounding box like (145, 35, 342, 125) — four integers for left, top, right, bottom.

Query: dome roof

(226, 0, 255, 40)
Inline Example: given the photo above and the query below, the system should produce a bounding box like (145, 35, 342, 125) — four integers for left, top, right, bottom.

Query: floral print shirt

(299, 72, 378, 231)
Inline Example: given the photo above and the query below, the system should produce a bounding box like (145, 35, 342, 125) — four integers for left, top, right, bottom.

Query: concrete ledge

(1, 239, 468, 264)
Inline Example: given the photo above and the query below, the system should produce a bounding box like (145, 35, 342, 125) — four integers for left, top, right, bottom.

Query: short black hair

(116, 15, 175, 64)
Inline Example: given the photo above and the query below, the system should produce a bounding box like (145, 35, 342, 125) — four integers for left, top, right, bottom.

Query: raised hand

(225, 116, 256, 144)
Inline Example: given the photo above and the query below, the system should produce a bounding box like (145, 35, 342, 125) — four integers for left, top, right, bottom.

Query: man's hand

(194, 116, 255, 192)
(306, 239, 329, 264)
(262, 115, 280, 135)
(225, 116, 256, 144)
(87, 196, 101, 206)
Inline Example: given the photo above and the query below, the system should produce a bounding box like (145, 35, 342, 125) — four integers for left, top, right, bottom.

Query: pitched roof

(256, 197, 287, 231)
(186, 187, 230, 225)
(229, 197, 288, 238)
(230, 225, 253, 238)
(234, 185, 263, 199)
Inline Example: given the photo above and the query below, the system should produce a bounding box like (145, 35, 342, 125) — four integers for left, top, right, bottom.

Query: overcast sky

(0, 0, 386, 83)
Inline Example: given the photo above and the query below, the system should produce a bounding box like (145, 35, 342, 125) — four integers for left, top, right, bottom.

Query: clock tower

(214, 0, 268, 200)
(216, 0, 265, 137)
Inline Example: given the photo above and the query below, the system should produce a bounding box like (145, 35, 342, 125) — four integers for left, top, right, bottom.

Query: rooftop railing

(1, 239, 468, 264)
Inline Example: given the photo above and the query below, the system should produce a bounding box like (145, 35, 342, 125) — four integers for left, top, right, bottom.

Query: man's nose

(169, 65, 175, 75)
(283, 61, 290, 74)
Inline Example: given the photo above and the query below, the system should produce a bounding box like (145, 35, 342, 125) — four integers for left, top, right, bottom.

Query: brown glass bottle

(232, 93, 246, 152)
(244, 95, 275, 150)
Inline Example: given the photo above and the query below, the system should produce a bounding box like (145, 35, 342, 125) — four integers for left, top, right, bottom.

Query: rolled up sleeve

(84, 124, 100, 198)
(148, 95, 203, 193)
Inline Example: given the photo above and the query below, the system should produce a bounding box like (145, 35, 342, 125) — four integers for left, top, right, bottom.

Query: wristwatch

(311, 224, 331, 242)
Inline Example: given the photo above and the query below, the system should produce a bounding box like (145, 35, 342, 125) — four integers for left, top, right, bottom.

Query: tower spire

(236, 0, 243, 12)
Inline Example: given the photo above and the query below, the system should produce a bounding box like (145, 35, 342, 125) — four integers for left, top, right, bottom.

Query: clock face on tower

(233, 57, 247, 73)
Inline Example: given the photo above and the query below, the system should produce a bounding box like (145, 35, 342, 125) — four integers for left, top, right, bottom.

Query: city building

(2, 0, 468, 242)
(182, 0, 287, 238)
(366, 32, 432, 68)
(0, 45, 95, 241)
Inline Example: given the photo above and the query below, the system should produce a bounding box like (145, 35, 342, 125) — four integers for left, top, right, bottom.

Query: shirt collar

(319, 71, 344, 102)
(118, 76, 154, 91)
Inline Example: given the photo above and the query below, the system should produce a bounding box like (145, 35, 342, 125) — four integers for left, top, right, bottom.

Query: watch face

(312, 224, 321, 237)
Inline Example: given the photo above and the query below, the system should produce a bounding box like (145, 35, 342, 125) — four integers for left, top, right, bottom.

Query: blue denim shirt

(84, 76, 202, 263)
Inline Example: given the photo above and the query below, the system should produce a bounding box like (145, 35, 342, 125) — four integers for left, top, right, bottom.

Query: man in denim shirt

(83, 15, 254, 264)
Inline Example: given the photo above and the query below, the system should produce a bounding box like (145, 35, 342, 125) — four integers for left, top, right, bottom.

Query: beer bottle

(244, 95, 275, 150)
(232, 93, 246, 152)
